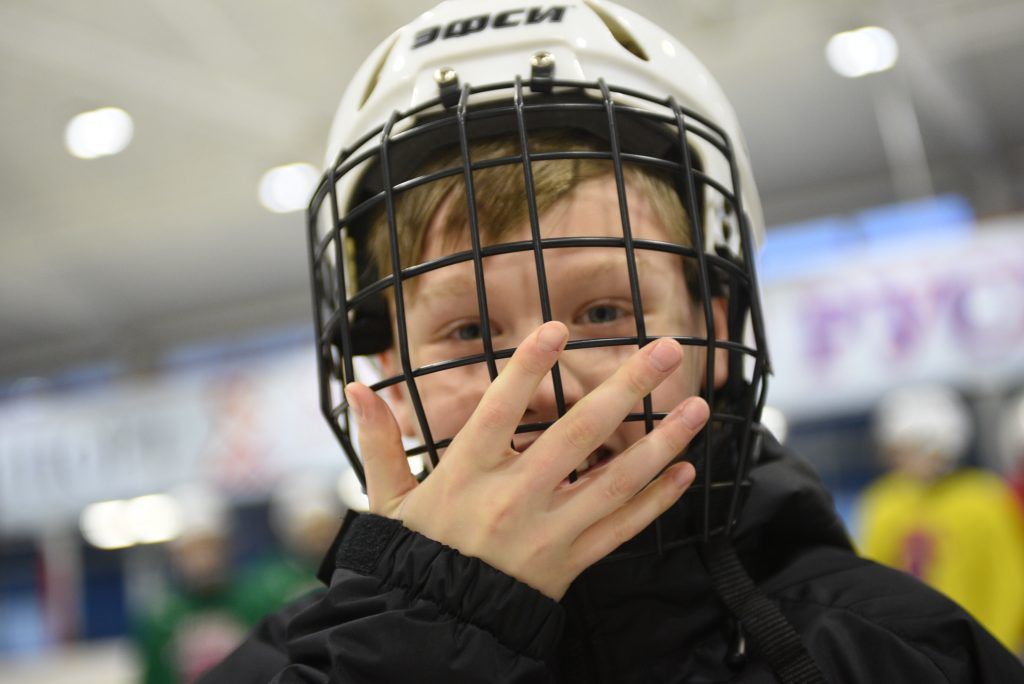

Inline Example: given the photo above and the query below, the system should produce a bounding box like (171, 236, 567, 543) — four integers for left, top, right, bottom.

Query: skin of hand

(343, 320, 708, 601)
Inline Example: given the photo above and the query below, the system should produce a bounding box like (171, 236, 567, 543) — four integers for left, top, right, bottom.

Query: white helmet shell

(322, 0, 763, 255)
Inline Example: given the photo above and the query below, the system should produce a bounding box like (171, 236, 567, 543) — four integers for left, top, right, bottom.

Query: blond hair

(366, 133, 698, 295)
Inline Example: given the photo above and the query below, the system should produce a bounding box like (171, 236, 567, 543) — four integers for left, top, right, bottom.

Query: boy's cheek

(558, 345, 633, 383)
(405, 337, 701, 446)
(419, 366, 492, 442)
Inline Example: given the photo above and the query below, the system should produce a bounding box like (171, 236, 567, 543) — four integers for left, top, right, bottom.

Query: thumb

(345, 382, 419, 516)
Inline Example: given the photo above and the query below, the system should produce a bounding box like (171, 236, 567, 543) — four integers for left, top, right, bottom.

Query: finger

(345, 382, 418, 517)
(451, 320, 568, 460)
(558, 397, 708, 526)
(569, 461, 696, 569)
(525, 337, 685, 485)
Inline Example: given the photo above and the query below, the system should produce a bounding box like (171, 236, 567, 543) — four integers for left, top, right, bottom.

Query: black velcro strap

(316, 511, 402, 584)
(701, 537, 826, 684)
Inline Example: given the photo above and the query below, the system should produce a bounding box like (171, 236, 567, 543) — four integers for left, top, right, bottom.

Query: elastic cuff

(332, 513, 565, 662)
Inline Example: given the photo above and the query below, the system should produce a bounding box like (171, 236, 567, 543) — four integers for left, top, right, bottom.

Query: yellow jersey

(858, 468, 1024, 653)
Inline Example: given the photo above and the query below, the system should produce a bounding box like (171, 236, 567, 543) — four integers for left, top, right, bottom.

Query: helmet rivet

(530, 51, 555, 69)
(433, 67, 458, 85)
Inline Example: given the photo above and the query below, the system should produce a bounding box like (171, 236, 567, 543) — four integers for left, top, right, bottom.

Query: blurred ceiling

(1, 0, 1022, 382)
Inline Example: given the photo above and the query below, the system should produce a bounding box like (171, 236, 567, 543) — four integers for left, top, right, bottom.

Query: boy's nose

(521, 355, 586, 429)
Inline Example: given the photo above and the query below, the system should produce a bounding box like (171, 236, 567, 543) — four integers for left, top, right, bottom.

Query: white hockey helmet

(306, 0, 771, 541)
(873, 384, 973, 464)
(168, 482, 229, 543)
(321, 0, 762, 252)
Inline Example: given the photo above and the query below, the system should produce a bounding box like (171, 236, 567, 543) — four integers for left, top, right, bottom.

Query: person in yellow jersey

(859, 383, 1024, 654)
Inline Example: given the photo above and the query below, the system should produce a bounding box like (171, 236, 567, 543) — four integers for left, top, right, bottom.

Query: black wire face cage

(307, 75, 771, 556)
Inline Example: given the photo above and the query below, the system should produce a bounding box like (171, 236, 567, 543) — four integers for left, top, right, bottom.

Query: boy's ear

(376, 349, 418, 438)
(708, 297, 729, 391)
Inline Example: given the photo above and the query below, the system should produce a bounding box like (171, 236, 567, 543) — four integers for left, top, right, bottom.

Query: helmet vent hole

(359, 32, 401, 110)
(583, 0, 649, 61)
(722, 200, 735, 240)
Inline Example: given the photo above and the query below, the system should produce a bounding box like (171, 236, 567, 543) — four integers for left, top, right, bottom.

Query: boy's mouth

(575, 446, 615, 475)
(512, 437, 616, 477)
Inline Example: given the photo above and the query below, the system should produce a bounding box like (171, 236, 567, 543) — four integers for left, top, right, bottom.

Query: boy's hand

(343, 321, 707, 601)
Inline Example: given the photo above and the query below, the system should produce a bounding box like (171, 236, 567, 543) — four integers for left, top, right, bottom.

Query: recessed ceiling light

(259, 163, 320, 213)
(65, 106, 134, 159)
(826, 26, 899, 78)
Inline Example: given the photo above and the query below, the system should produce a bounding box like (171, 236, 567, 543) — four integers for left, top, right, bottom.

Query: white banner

(764, 218, 1024, 417)
(0, 347, 343, 534)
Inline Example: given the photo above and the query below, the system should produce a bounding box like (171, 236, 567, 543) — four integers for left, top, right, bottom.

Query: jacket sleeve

(200, 513, 565, 683)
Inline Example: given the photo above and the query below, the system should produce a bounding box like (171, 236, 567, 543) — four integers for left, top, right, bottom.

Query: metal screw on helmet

(530, 51, 555, 92)
(531, 51, 555, 69)
(434, 66, 461, 108)
(434, 66, 458, 85)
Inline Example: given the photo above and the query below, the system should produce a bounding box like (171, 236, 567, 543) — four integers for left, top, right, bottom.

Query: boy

(204, 1, 1024, 680)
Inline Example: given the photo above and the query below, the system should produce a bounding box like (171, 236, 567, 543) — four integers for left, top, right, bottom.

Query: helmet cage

(306, 75, 771, 551)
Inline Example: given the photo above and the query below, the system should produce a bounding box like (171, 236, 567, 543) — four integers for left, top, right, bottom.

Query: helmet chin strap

(699, 536, 826, 683)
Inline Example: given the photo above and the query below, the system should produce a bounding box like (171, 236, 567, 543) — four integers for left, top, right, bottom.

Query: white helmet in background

(873, 384, 973, 470)
(998, 390, 1024, 473)
(166, 483, 231, 590)
(168, 482, 229, 544)
(270, 470, 346, 559)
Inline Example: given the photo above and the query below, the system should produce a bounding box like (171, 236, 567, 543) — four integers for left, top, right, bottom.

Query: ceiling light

(259, 163, 320, 213)
(826, 26, 899, 78)
(65, 107, 134, 159)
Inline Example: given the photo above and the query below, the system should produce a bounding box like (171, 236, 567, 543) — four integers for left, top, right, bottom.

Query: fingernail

(679, 399, 709, 430)
(344, 384, 363, 421)
(648, 338, 682, 372)
(537, 322, 567, 352)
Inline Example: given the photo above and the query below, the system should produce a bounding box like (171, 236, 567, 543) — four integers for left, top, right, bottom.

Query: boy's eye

(440, 318, 502, 343)
(452, 321, 483, 340)
(583, 304, 627, 324)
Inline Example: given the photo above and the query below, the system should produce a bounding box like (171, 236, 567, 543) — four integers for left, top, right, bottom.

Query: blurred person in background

(234, 471, 342, 624)
(134, 485, 251, 684)
(858, 384, 1024, 654)
(1000, 390, 1024, 511)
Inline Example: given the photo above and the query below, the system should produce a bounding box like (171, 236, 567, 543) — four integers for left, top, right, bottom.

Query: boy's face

(382, 174, 725, 470)
(886, 443, 954, 482)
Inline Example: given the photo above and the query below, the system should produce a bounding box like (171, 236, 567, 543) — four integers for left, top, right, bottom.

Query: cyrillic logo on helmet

(413, 6, 567, 49)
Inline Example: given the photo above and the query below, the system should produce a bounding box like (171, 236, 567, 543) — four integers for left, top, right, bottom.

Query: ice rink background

(2, 0, 1023, 679)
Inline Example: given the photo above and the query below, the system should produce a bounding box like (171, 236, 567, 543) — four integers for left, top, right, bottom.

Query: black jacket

(202, 442, 1024, 682)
